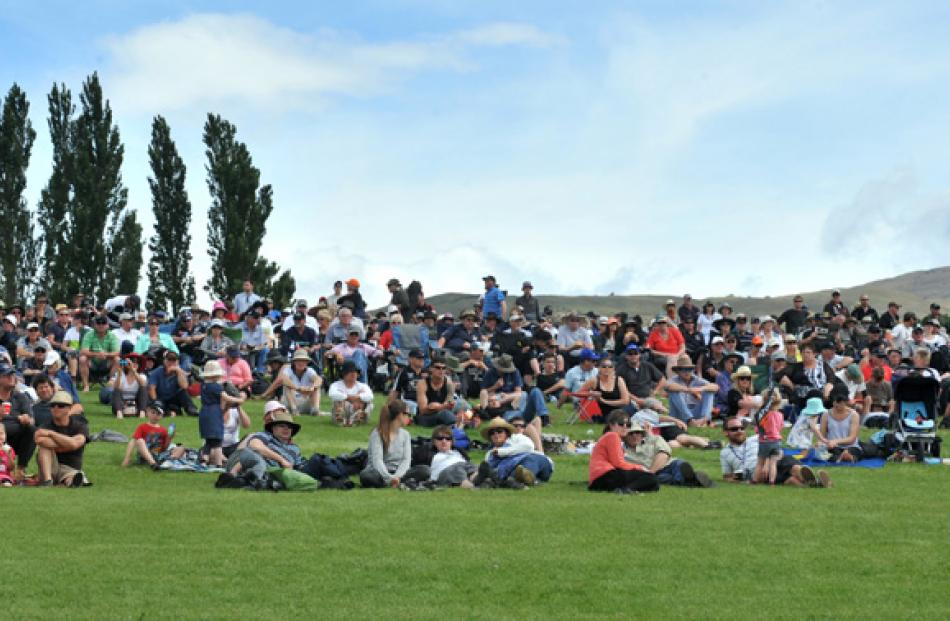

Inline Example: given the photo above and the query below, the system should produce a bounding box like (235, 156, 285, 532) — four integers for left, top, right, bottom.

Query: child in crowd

(754, 388, 784, 485)
(198, 361, 245, 467)
(786, 397, 827, 450)
(121, 401, 185, 468)
(0, 425, 16, 486)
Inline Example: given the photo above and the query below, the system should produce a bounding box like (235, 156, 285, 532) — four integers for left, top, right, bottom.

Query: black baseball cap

(408, 349, 424, 359)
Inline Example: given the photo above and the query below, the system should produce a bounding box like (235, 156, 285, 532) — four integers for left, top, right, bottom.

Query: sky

(3, 1, 950, 309)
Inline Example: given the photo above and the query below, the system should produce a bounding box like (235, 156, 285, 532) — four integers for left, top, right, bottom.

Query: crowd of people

(1, 278, 947, 491)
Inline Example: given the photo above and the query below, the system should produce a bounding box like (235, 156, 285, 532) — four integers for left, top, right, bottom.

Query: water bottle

(167, 423, 176, 439)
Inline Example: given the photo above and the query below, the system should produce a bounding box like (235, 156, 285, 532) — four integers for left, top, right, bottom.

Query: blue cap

(624, 343, 640, 353)
(578, 348, 600, 361)
(0, 363, 15, 376)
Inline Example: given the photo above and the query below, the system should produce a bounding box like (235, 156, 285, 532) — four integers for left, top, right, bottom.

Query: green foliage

(107, 209, 143, 294)
(0, 83, 37, 304)
(36, 73, 137, 304)
(203, 113, 293, 303)
(36, 83, 74, 304)
(146, 115, 195, 314)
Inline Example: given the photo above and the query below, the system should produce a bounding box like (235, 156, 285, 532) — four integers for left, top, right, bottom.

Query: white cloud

(100, 13, 559, 113)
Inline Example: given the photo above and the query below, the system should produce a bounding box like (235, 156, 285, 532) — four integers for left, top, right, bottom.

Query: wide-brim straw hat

(480, 417, 516, 439)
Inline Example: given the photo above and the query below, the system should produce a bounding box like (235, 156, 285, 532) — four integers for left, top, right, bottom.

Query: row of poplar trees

(0, 73, 295, 314)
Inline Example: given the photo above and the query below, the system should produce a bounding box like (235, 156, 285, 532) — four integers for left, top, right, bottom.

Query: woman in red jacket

(588, 410, 660, 493)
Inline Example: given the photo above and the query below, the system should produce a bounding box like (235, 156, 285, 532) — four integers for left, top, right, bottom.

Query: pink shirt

(221, 358, 253, 388)
(758, 410, 784, 442)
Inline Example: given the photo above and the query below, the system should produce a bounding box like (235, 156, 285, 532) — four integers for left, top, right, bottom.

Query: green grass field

(5, 394, 950, 620)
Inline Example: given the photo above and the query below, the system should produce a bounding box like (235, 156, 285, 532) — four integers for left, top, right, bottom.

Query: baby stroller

(891, 372, 940, 461)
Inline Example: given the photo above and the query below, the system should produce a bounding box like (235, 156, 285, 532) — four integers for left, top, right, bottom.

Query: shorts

(829, 445, 863, 460)
(757, 440, 782, 459)
(204, 438, 222, 449)
(775, 455, 797, 484)
(49, 453, 83, 485)
(659, 426, 685, 442)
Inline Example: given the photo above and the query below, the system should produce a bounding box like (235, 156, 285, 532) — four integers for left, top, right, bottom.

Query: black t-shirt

(32, 400, 53, 429)
(616, 360, 664, 398)
(536, 372, 562, 392)
(281, 327, 317, 354)
(393, 367, 425, 403)
(778, 309, 809, 334)
(850, 306, 879, 323)
(40, 415, 89, 470)
(823, 301, 847, 317)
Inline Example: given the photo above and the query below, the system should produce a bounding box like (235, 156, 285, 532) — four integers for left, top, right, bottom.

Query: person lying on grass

(428, 424, 477, 488)
(622, 421, 713, 487)
(121, 401, 186, 469)
(588, 410, 659, 494)
(476, 416, 553, 488)
(719, 416, 831, 488)
(630, 405, 722, 451)
(219, 401, 304, 486)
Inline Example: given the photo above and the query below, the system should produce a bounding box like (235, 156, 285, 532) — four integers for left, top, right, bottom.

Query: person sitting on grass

(477, 417, 553, 488)
(389, 348, 426, 414)
(821, 387, 862, 463)
(221, 346, 254, 397)
(279, 350, 323, 416)
(219, 402, 304, 487)
(578, 356, 631, 424)
(665, 354, 719, 426)
(328, 360, 374, 426)
(786, 397, 827, 450)
(33, 391, 89, 487)
(360, 400, 429, 488)
(121, 401, 186, 468)
(147, 350, 197, 417)
(111, 354, 148, 419)
(415, 356, 467, 427)
(588, 410, 660, 494)
(720, 416, 831, 487)
(622, 420, 713, 487)
(428, 424, 477, 488)
(0, 363, 36, 481)
(479, 353, 549, 426)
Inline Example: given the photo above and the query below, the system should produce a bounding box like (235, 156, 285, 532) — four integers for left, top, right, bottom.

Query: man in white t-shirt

(112, 313, 141, 347)
(557, 312, 592, 368)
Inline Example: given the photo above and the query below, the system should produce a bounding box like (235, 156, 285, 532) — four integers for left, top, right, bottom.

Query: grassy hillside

(424, 266, 950, 320)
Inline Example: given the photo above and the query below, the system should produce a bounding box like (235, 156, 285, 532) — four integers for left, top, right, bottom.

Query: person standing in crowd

(515, 281, 541, 323)
(233, 280, 261, 318)
(778, 295, 809, 336)
(337, 278, 367, 320)
(481, 275, 506, 320)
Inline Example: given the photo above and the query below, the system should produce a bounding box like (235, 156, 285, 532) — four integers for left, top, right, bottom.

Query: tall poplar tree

(146, 115, 195, 314)
(36, 83, 74, 303)
(0, 83, 37, 304)
(203, 113, 293, 303)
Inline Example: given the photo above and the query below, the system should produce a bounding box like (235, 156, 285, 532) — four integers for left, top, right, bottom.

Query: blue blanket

(782, 447, 886, 469)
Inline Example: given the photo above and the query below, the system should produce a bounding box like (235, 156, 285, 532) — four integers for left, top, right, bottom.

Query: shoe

(71, 472, 84, 488)
(39, 479, 54, 487)
(476, 478, 497, 489)
(215, 473, 235, 488)
(473, 461, 494, 486)
(459, 479, 475, 489)
(151, 462, 162, 471)
(514, 465, 536, 487)
(703, 440, 722, 450)
(817, 470, 832, 488)
(499, 478, 526, 490)
(693, 470, 714, 488)
(799, 465, 817, 487)
(679, 461, 699, 486)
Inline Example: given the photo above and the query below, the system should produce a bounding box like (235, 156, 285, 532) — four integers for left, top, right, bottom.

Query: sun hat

(264, 400, 287, 416)
(50, 390, 73, 406)
(800, 397, 826, 417)
(266, 351, 288, 365)
(731, 365, 753, 381)
(784, 334, 798, 342)
(265, 409, 301, 436)
(672, 354, 694, 371)
(459, 309, 476, 320)
(212, 300, 227, 311)
(480, 417, 516, 439)
(626, 421, 647, 434)
(723, 353, 744, 367)
(291, 349, 311, 362)
(845, 364, 863, 382)
(201, 360, 224, 379)
(492, 353, 516, 373)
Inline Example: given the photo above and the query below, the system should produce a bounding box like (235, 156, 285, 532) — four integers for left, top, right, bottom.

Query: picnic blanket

(157, 448, 225, 473)
(782, 447, 886, 469)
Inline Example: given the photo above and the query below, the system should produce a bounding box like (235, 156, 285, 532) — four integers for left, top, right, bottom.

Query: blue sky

(3, 1, 950, 308)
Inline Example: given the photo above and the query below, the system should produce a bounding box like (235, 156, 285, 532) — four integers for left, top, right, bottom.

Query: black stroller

(891, 372, 941, 461)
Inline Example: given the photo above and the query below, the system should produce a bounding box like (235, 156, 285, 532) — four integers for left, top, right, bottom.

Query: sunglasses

(737, 377, 751, 381)
(489, 429, 508, 435)
(433, 436, 453, 442)
(431, 364, 446, 370)
(617, 422, 631, 428)
(51, 403, 71, 409)
(512, 423, 525, 429)
(600, 364, 613, 369)
(725, 426, 744, 432)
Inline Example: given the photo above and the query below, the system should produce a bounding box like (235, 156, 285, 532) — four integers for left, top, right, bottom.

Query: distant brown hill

(423, 266, 950, 320)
